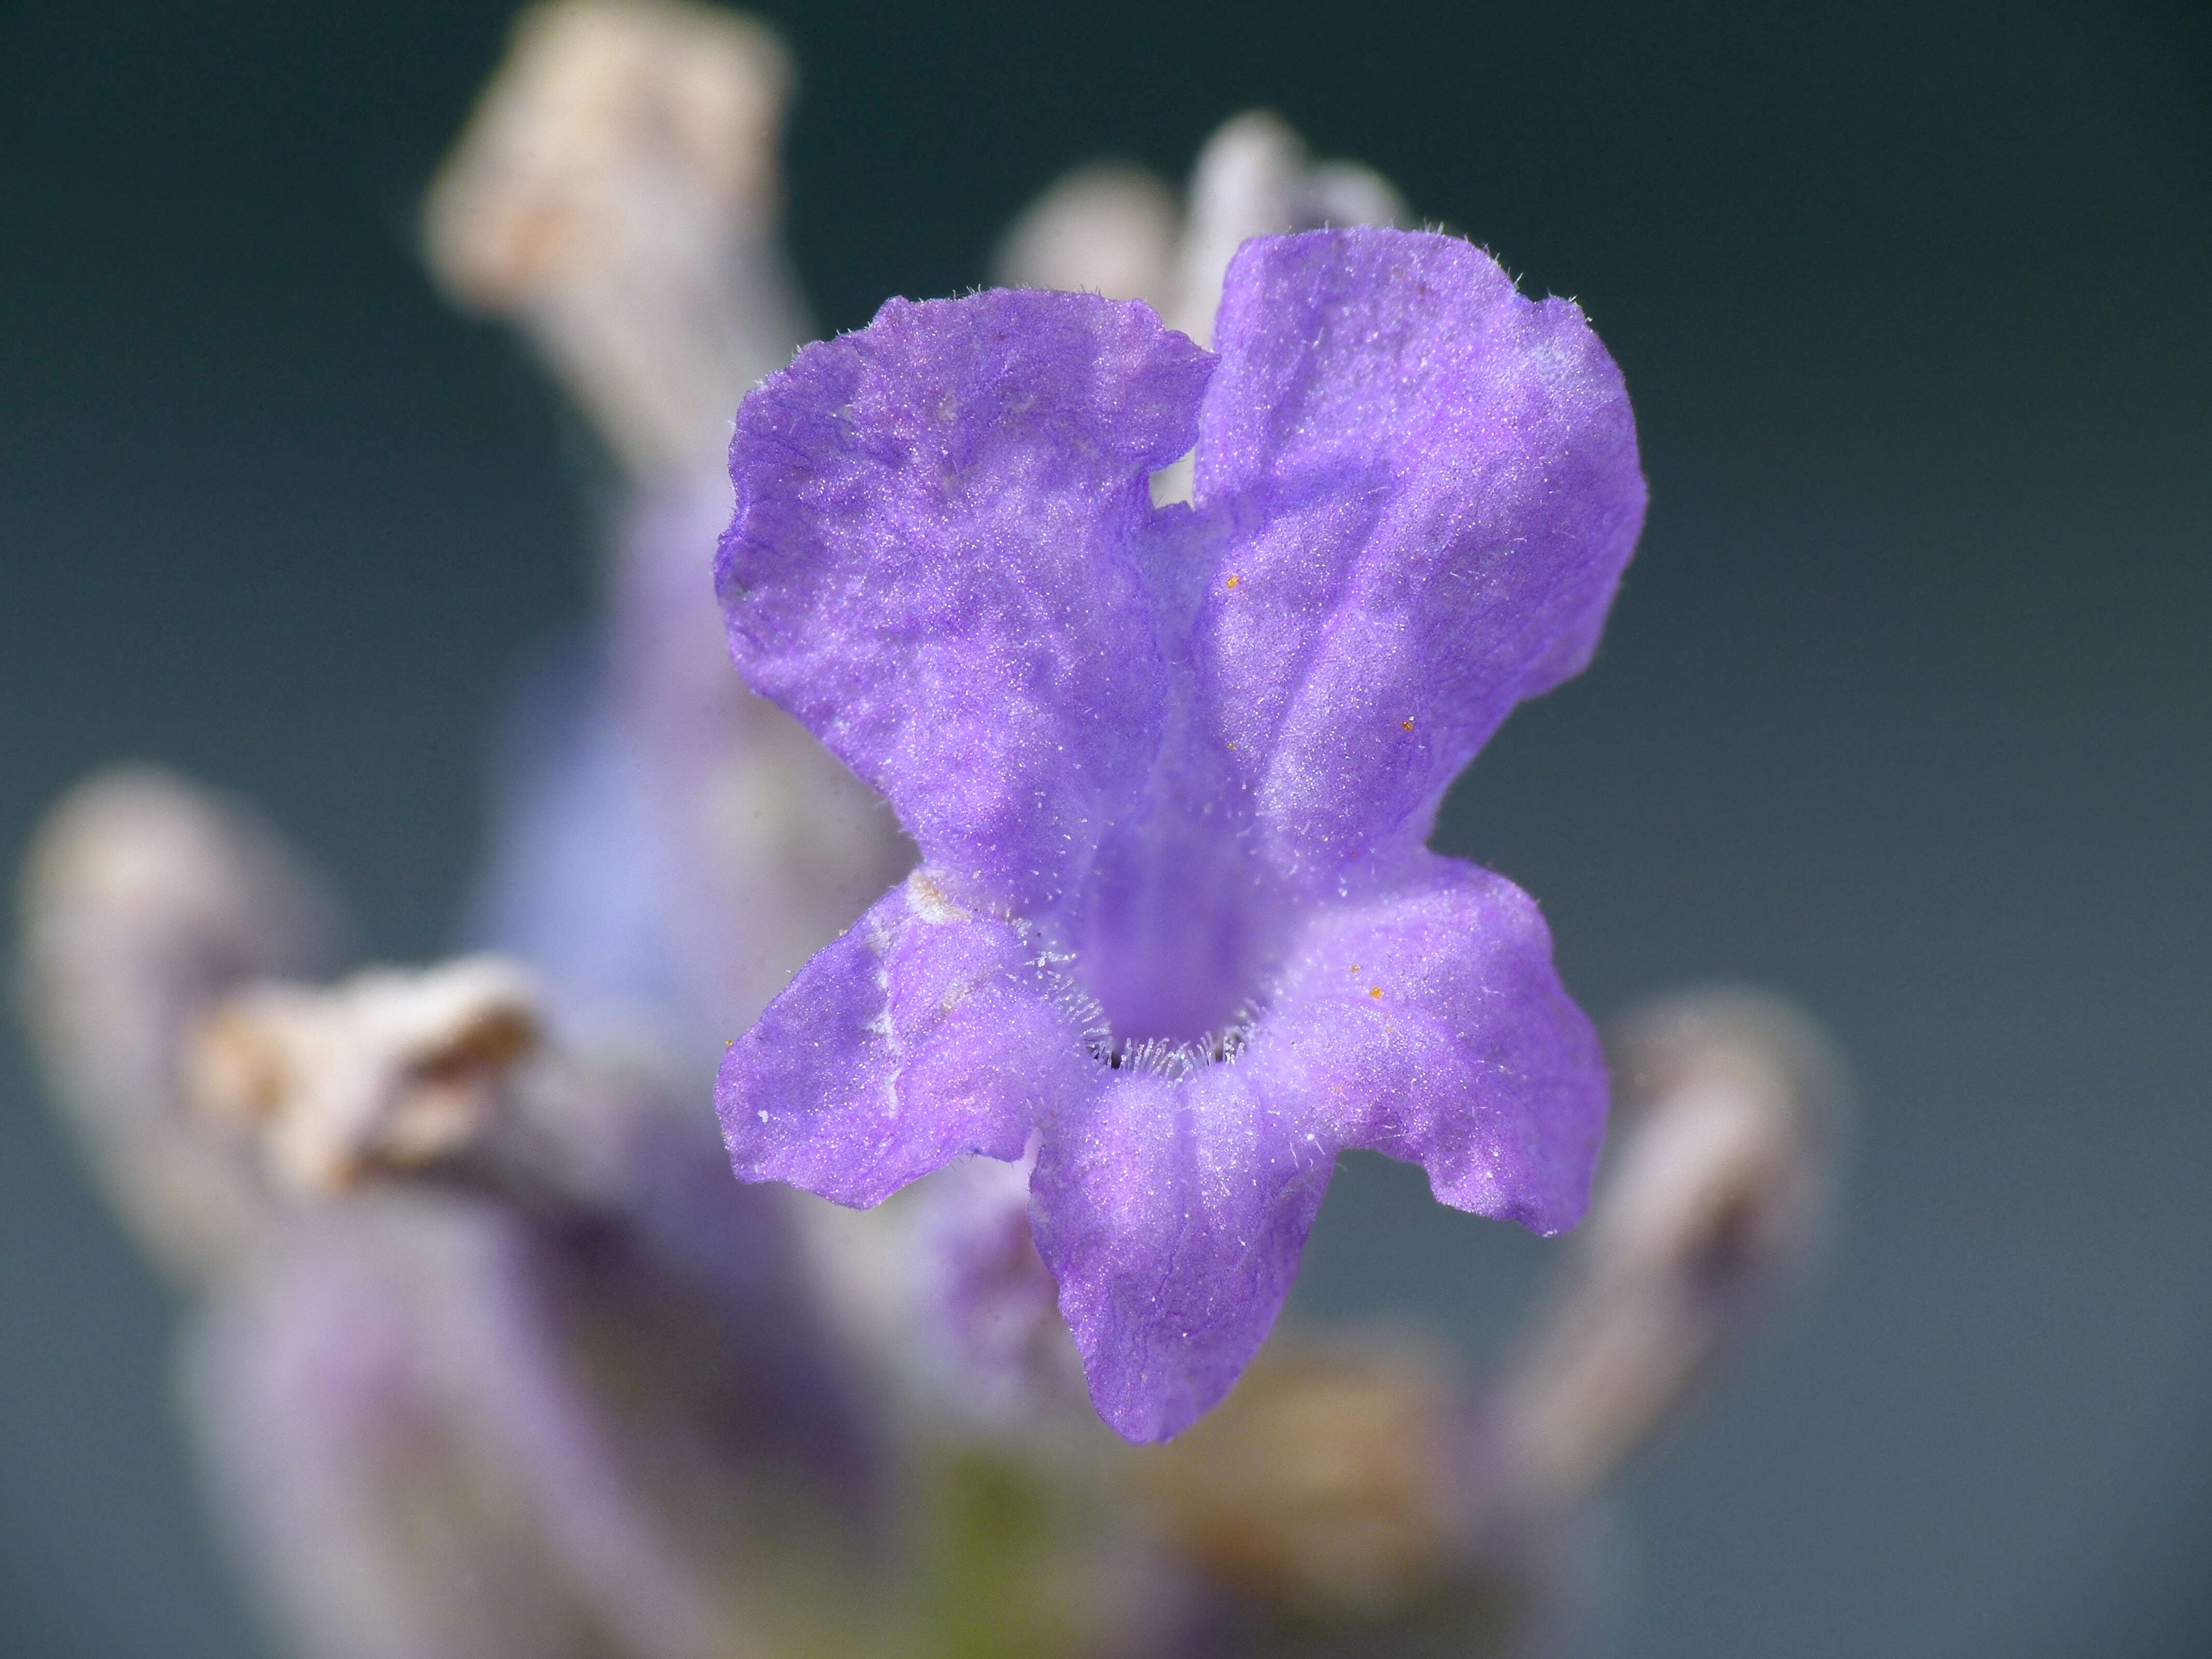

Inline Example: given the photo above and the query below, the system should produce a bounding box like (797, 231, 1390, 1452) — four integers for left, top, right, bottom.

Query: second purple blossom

(713, 226, 1647, 1442)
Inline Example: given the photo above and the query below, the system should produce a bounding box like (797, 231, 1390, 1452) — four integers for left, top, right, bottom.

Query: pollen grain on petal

(905, 867, 972, 926)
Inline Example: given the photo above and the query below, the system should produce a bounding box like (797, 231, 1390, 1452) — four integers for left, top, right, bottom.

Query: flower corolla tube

(715, 225, 1648, 1442)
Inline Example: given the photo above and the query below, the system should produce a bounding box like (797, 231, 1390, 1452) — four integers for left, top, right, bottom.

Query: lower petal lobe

(1027, 853, 1604, 1444)
(1029, 1063, 1333, 1443)
(1258, 855, 1607, 1234)
(717, 872, 1091, 1208)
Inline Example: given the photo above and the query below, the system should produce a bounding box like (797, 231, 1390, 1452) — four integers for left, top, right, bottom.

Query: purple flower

(714, 226, 1647, 1442)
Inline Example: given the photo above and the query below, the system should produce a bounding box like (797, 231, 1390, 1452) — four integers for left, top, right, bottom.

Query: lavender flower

(715, 226, 1649, 1441)
(12, 5, 1854, 1648)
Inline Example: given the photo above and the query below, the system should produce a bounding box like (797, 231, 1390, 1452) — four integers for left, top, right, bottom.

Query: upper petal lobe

(718, 292, 1214, 912)
(1192, 228, 1647, 885)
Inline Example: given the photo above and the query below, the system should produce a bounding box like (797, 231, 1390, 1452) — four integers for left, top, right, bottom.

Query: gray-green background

(3, 1, 2207, 1652)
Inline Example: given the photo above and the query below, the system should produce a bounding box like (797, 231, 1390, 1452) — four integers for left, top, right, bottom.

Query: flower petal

(717, 871, 1095, 1207)
(1192, 228, 1647, 886)
(1261, 854, 1607, 1233)
(1028, 853, 1603, 1443)
(718, 291, 1215, 913)
(1029, 1064, 1333, 1443)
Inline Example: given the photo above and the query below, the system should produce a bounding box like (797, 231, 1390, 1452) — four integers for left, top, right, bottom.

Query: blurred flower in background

(13, 2, 1850, 1654)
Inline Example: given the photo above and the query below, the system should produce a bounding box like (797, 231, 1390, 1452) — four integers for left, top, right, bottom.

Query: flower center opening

(1087, 1021, 1252, 1081)
(1058, 854, 1277, 1079)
